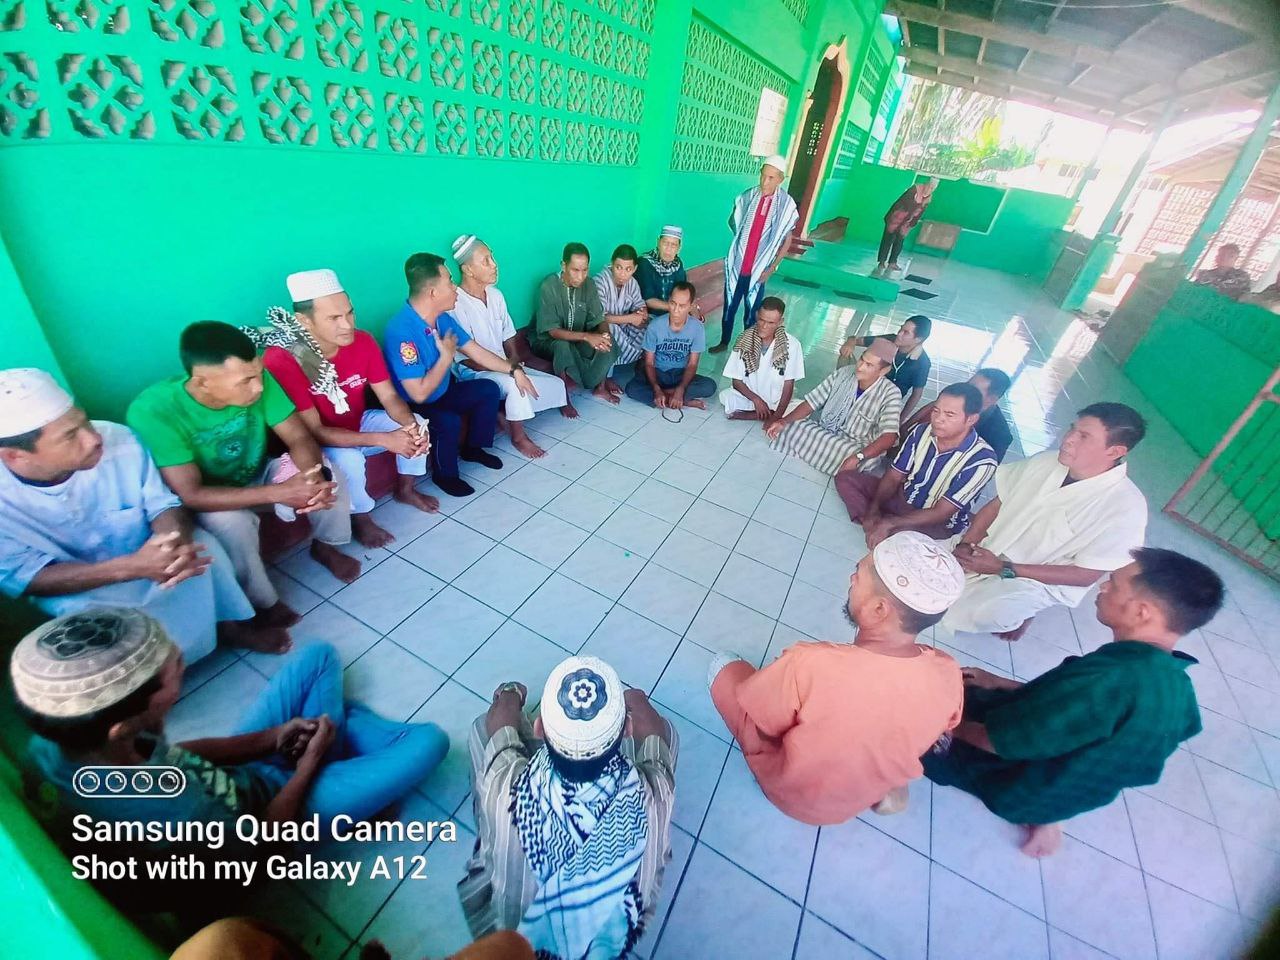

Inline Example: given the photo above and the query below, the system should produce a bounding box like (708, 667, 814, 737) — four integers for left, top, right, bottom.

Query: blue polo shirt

(383, 301, 472, 404)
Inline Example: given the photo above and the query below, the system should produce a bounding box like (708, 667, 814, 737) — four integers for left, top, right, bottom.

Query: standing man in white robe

(711, 155, 799, 354)
(720, 296, 804, 424)
(941, 402, 1149, 641)
(0, 368, 282, 661)
(451, 235, 571, 459)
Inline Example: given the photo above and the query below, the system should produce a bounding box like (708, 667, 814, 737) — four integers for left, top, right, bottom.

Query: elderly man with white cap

(451, 235, 571, 459)
(710, 154, 799, 354)
(0, 368, 279, 659)
(258, 268, 435, 549)
(636, 224, 693, 321)
(709, 530, 965, 825)
(460, 656, 677, 959)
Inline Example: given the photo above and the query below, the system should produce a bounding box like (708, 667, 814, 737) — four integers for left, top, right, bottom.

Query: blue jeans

(235, 644, 448, 821)
(721, 274, 765, 345)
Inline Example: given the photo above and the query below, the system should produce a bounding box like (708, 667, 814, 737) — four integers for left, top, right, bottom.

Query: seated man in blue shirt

(385, 253, 540, 498)
(624, 282, 717, 410)
(836, 382, 997, 546)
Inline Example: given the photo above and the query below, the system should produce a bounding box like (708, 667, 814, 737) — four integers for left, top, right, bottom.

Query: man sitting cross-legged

(127, 321, 356, 626)
(837, 382, 997, 548)
(941, 402, 1148, 641)
(0, 368, 279, 659)
(533, 242, 620, 405)
(451, 235, 572, 458)
(709, 531, 964, 825)
(13, 610, 448, 914)
(924, 548, 1220, 857)
(259, 268, 436, 550)
(459, 657, 676, 959)
(624, 281, 717, 411)
(719, 295, 804, 425)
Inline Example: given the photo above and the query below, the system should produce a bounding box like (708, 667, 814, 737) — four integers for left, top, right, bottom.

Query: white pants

(939, 573, 1058, 635)
(324, 409, 429, 514)
(34, 529, 253, 664)
(196, 456, 352, 609)
(469, 368, 567, 421)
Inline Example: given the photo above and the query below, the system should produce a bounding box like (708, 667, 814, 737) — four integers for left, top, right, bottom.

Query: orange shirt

(725, 641, 963, 825)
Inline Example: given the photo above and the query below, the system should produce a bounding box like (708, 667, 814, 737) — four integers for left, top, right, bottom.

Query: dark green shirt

(925, 641, 1201, 824)
(534, 272, 606, 347)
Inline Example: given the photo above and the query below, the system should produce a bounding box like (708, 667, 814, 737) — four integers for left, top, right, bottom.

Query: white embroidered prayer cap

(452, 234, 482, 264)
(762, 154, 789, 175)
(0, 368, 74, 437)
(540, 655, 627, 761)
(659, 224, 684, 240)
(872, 530, 965, 616)
(286, 268, 345, 302)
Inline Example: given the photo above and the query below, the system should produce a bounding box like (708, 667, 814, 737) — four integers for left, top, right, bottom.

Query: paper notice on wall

(750, 88, 788, 157)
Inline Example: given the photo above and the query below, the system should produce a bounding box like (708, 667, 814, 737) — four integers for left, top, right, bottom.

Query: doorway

(788, 49, 846, 241)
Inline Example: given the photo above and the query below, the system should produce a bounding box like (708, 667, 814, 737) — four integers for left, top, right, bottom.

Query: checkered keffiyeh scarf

(512, 748, 648, 960)
(241, 307, 348, 415)
(733, 323, 790, 376)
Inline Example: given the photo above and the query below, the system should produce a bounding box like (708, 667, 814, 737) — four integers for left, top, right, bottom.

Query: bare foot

(1020, 823, 1062, 858)
(995, 619, 1031, 642)
(871, 785, 909, 816)
(511, 428, 547, 459)
(256, 600, 301, 628)
(219, 620, 292, 654)
(394, 476, 439, 513)
(593, 383, 620, 405)
(603, 377, 624, 398)
(686, 398, 707, 410)
(311, 540, 361, 583)
(560, 401, 579, 419)
(352, 513, 395, 549)
(729, 410, 763, 420)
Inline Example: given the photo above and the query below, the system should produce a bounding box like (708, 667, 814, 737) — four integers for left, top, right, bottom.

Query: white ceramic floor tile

(276, 537, 390, 598)
(1012, 636, 1077, 682)
(559, 535, 647, 600)
(618, 563, 710, 635)
(1220, 831, 1280, 920)
(857, 777, 933, 857)
(398, 518, 495, 582)
(578, 605, 683, 692)
(452, 544, 552, 615)
(630, 477, 698, 524)
(536, 437, 602, 480)
(651, 527, 732, 587)
(1194, 755, 1280, 849)
(543, 484, 623, 532)
(410, 679, 489, 813)
(712, 552, 793, 618)
(605, 438, 668, 476)
(779, 578, 857, 643)
(700, 472, 768, 517)
(652, 456, 715, 496)
(766, 470, 827, 510)
(1021, 603, 1082, 654)
(562, 422, 625, 457)
(938, 628, 1015, 675)
(794, 913, 879, 960)
(502, 509, 591, 568)
(1041, 835, 1157, 960)
(166, 660, 269, 742)
(1254, 729, 1280, 786)
(632, 418, 695, 455)
(453, 619, 571, 702)
(387, 585, 506, 675)
(673, 434, 738, 472)
(928, 866, 1050, 960)
(751, 492, 818, 537)
(1226, 675, 1280, 738)
(578, 458, 648, 499)
(1133, 746, 1215, 822)
(807, 817, 931, 960)
(179, 646, 241, 695)
(683, 591, 777, 665)
(1126, 790, 1237, 909)
(1193, 664, 1246, 721)
(329, 554, 444, 633)
(652, 639, 730, 741)
(369, 495, 446, 547)
(1061, 793, 1139, 868)
(596, 504, 675, 558)
(1205, 631, 1280, 691)
(657, 702, 733, 832)
(652, 844, 802, 960)
(633, 826, 696, 960)
(491, 462, 572, 508)
(452, 487, 539, 540)
(245, 602, 381, 678)
(795, 541, 857, 599)
(734, 519, 806, 574)
(678, 498, 750, 549)
(512, 573, 613, 652)
(344, 638, 446, 721)
(267, 568, 325, 616)
(1146, 874, 1256, 960)
(805, 512, 869, 562)
(1047, 928, 1115, 960)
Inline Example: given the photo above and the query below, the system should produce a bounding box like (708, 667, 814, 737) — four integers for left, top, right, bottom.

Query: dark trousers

(624, 368, 717, 406)
(409, 377, 501, 479)
(878, 229, 905, 265)
(834, 469, 957, 540)
(721, 273, 765, 345)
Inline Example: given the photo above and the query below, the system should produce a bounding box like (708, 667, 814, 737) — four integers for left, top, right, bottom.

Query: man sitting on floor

(534, 242, 619, 404)
(925, 548, 1219, 858)
(128, 321, 355, 623)
(903, 367, 1013, 463)
(941, 402, 1149, 641)
(260, 268, 436, 549)
(765, 338, 902, 475)
(625, 281, 716, 410)
(837, 382, 997, 547)
(385, 253, 524, 498)
(838, 314, 933, 422)
(709, 531, 964, 825)
(594, 243, 649, 384)
(452, 235, 572, 458)
(0, 368, 278, 659)
(719, 295, 804, 425)
(13, 610, 448, 911)
(459, 656, 676, 959)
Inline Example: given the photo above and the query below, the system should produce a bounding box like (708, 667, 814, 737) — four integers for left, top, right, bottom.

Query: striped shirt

(458, 716, 678, 945)
(892, 422, 997, 532)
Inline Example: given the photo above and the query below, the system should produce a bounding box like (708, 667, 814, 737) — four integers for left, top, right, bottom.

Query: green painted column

(1179, 82, 1280, 274)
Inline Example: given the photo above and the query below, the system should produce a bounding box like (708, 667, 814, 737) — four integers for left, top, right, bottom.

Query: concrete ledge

(776, 253, 901, 301)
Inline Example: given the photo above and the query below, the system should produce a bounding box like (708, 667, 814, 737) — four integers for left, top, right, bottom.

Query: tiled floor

(167, 246, 1280, 960)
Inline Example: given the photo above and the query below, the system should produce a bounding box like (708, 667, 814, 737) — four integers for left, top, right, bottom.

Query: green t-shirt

(127, 374, 295, 488)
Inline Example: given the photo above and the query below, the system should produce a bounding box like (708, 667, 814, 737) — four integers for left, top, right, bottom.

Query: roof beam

(887, 0, 1181, 83)
(1173, 0, 1265, 34)
(1124, 40, 1277, 113)
(1120, 66, 1280, 120)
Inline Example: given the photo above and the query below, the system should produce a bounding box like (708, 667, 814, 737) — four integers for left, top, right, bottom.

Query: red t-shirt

(263, 330, 390, 432)
(739, 192, 775, 277)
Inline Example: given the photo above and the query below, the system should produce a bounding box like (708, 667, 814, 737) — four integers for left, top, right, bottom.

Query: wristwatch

(999, 558, 1017, 580)
(509, 361, 523, 375)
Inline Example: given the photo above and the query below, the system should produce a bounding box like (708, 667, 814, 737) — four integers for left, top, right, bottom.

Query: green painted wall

(949, 189, 1074, 280)
(0, 233, 65, 384)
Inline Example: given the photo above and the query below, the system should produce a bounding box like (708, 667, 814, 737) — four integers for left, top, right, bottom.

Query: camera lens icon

(74, 769, 101, 795)
(157, 770, 184, 795)
(131, 771, 153, 793)
(73, 765, 186, 798)
(104, 770, 128, 793)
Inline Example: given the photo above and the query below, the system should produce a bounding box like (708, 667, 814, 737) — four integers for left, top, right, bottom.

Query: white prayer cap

(659, 224, 684, 240)
(872, 530, 965, 616)
(540, 656, 626, 761)
(452, 234, 482, 264)
(0, 368, 74, 437)
(762, 154, 788, 175)
(286, 269, 344, 303)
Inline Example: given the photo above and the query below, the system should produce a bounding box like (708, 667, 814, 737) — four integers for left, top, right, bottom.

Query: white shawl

(724, 186, 799, 300)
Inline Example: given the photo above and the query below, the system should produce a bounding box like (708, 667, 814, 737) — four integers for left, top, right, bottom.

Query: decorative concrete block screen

(0, 0, 653, 164)
(670, 16, 789, 175)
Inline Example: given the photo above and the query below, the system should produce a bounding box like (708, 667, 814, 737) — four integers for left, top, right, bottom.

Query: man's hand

(956, 542, 1002, 576)
(668, 387, 685, 411)
(864, 517, 894, 550)
(513, 368, 539, 398)
(379, 428, 425, 459)
(838, 338, 857, 361)
(275, 717, 319, 762)
(275, 464, 331, 511)
(961, 666, 1016, 691)
(296, 715, 336, 768)
(585, 331, 612, 352)
(131, 531, 211, 588)
(750, 395, 770, 420)
(433, 328, 459, 366)
(765, 418, 786, 440)
(652, 389, 668, 409)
